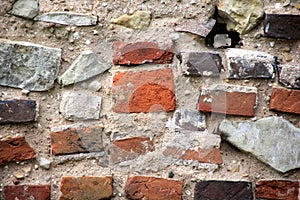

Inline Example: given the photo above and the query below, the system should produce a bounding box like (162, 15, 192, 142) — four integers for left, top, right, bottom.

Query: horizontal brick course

(3, 185, 51, 200)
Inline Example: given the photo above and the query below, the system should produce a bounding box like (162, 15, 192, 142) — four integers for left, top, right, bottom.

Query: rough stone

(59, 50, 111, 86)
(10, 0, 39, 19)
(125, 176, 183, 200)
(194, 181, 253, 200)
(0, 136, 36, 165)
(60, 91, 102, 121)
(111, 11, 151, 29)
(219, 116, 300, 173)
(264, 14, 300, 39)
(198, 84, 257, 117)
(269, 88, 300, 115)
(113, 41, 173, 65)
(3, 185, 51, 200)
(175, 18, 216, 37)
(0, 0, 16, 16)
(60, 176, 112, 200)
(50, 126, 104, 155)
(181, 52, 222, 77)
(226, 48, 275, 79)
(113, 68, 176, 113)
(34, 12, 97, 26)
(0, 100, 36, 124)
(37, 157, 51, 169)
(218, 0, 264, 34)
(278, 64, 300, 89)
(0, 39, 61, 91)
(256, 180, 299, 200)
(213, 34, 231, 48)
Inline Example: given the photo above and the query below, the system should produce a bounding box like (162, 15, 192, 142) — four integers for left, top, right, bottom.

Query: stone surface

(113, 68, 176, 113)
(111, 11, 151, 29)
(3, 185, 51, 200)
(50, 126, 104, 155)
(0, 0, 16, 15)
(60, 176, 112, 200)
(198, 84, 257, 117)
(175, 18, 216, 37)
(34, 12, 97, 26)
(264, 14, 300, 39)
(125, 176, 183, 200)
(113, 41, 173, 65)
(0, 39, 61, 91)
(278, 64, 300, 89)
(60, 91, 102, 121)
(226, 48, 275, 79)
(0, 136, 36, 165)
(269, 88, 300, 115)
(213, 34, 231, 48)
(37, 157, 51, 169)
(219, 116, 300, 173)
(166, 108, 206, 131)
(59, 50, 111, 86)
(181, 52, 222, 77)
(0, 100, 36, 124)
(194, 181, 253, 200)
(10, 0, 39, 19)
(256, 180, 299, 200)
(218, 0, 264, 34)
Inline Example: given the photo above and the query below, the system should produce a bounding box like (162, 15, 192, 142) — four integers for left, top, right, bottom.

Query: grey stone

(225, 48, 275, 79)
(213, 34, 231, 48)
(34, 12, 97, 26)
(10, 0, 39, 19)
(60, 91, 102, 121)
(219, 117, 300, 173)
(278, 64, 300, 89)
(59, 50, 111, 86)
(175, 18, 216, 37)
(37, 157, 51, 170)
(0, 39, 61, 91)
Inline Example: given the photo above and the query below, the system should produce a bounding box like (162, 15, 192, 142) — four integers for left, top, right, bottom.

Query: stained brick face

(3, 185, 51, 200)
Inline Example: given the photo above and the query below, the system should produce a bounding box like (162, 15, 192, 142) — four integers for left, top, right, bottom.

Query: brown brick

(50, 126, 104, 156)
(59, 176, 112, 200)
(269, 88, 300, 115)
(0, 100, 36, 124)
(198, 85, 257, 117)
(256, 180, 299, 200)
(125, 176, 183, 200)
(113, 68, 176, 113)
(113, 41, 173, 65)
(3, 185, 50, 200)
(0, 136, 36, 165)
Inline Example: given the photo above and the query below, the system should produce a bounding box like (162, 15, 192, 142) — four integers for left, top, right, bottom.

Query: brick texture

(3, 185, 50, 200)
(59, 176, 112, 200)
(125, 176, 183, 200)
(113, 68, 176, 113)
(0, 136, 36, 165)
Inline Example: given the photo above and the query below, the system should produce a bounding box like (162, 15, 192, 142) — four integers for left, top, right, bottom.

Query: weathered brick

(269, 88, 300, 115)
(278, 64, 300, 89)
(125, 176, 183, 200)
(110, 137, 154, 163)
(0, 100, 36, 124)
(3, 185, 50, 200)
(59, 176, 112, 200)
(198, 84, 257, 117)
(0, 136, 36, 165)
(113, 41, 173, 65)
(194, 181, 253, 200)
(113, 68, 176, 113)
(256, 180, 299, 200)
(50, 126, 104, 156)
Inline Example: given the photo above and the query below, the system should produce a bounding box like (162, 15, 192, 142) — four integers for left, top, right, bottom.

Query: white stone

(37, 157, 51, 170)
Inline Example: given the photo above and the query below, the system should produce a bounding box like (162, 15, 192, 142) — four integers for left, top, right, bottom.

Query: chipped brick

(3, 185, 50, 200)
(113, 68, 176, 113)
(278, 64, 300, 89)
(125, 176, 183, 200)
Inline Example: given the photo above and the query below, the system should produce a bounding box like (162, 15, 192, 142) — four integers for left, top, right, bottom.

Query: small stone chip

(111, 11, 151, 29)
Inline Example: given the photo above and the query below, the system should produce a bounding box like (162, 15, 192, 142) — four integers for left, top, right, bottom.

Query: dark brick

(3, 185, 50, 200)
(278, 64, 300, 89)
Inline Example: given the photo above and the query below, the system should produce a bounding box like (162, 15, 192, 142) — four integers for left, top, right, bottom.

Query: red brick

(125, 176, 183, 200)
(256, 180, 299, 200)
(269, 88, 300, 115)
(59, 176, 112, 200)
(113, 41, 173, 65)
(163, 147, 222, 164)
(3, 185, 50, 200)
(113, 68, 176, 113)
(198, 85, 257, 117)
(50, 126, 104, 156)
(110, 137, 154, 163)
(0, 136, 36, 165)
